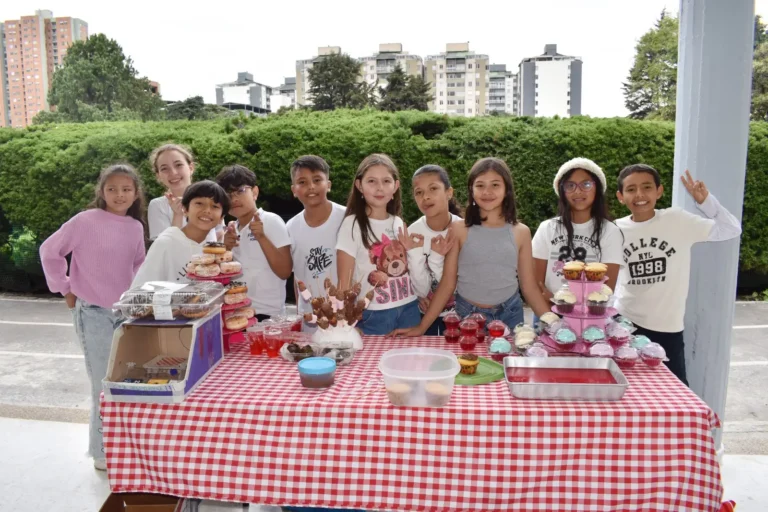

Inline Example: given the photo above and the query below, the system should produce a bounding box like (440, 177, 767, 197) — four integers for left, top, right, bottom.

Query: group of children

(39, 144, 742, 471)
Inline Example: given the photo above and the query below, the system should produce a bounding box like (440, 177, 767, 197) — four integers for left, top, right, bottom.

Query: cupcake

(639, 342, 667, 368)
(538, 312, 560, 331)
(425, 382, 452, 406)
(582, 326, 606, 344)
(488, 338, 513, 362)
(600, 284, 613, 296)
(585, 262, 608, 281)
(586, 292, 609, 315)
(562, 260, 585, 280)
(614, 346, 639, 368)
(514, 323, 536, 336)
(589, 342, 615, 358)
(554, 327, 577, 345)
(525, 344, 549, 358)
(553, 289, 577, 314)
(607, 325, 632, 348)
(631, 335, 652, 349)
(458, 353, 480, 374)
(386, 383, 412, 406)
(514, 330, 537, 349)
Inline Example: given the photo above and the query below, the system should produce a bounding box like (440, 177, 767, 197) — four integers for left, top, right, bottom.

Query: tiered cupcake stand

(539, 276, 617, 356)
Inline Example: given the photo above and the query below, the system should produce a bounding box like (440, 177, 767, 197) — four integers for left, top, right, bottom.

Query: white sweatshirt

(131, 227, 204, 288)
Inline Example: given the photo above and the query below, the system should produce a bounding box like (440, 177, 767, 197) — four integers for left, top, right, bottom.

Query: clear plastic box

(378, 348, 460, 407)
(114, 281, 225, 320)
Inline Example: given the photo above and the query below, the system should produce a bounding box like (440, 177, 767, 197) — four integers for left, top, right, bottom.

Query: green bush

(0, 111, 765, 287)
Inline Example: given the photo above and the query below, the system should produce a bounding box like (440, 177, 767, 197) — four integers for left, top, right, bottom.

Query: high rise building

(425, 43, 489, 117)
(359, 43, 423, 90)
(0, 10, 88, 128)
(518, 44, 582, 117)
(215, 72, 272, 115)
(487, 64, 519, 115)
(295, 46, 342, 107)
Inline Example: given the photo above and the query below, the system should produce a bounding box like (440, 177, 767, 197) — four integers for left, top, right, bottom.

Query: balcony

(376, 66, 395, 74)
(446, 65, 466, 72)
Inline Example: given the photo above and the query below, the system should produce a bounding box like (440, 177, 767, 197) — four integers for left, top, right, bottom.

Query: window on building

(468, 64, 473, 69)
(439, 64, 443, 69)
(439, 73, 443, 78)
(535, 92, 538, 97)
(468, 108, 472, 113)
(439, 100, 444, 105)
(567, 91, 570, 96)
(468, 81, 472, 86)
(440, 91, 443, 96)
(535, 101, 538, 106)
(567, 100, 570, 105)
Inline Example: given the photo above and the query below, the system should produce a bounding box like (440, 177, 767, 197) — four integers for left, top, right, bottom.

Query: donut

(215, 251, 233, 263)
(195, 263, 221, 277)
(191, 253, 216, 265)
(224, 292, 247, 305)
(225, 315, 248, 331)
(235, 307, 255, 319)
(220, 261, 241, 274)
(181, 306, 211, 319)
(185, 262, 198, 274)
(203, 242, 227, 255)
(226, 281, 248, 295)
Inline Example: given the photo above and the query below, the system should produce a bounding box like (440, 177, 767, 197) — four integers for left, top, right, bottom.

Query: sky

(3, 0, 767, 117)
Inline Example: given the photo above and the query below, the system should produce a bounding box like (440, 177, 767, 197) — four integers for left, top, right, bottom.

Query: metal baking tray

(504, 357, 628, 401)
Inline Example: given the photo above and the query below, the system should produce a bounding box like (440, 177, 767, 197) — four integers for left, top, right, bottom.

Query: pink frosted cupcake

(614, 346, 639, 368)
(640, 343, 667, 368)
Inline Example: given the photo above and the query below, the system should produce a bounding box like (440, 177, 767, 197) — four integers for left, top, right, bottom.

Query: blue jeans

(425, 316, 446, 336)
(71, 298, 122, 459)
(360, 300, 420, 335)
(454, 292, 524, 330)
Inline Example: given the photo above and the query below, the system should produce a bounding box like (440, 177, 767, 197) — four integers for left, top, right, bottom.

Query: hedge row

(0, 110, 766, 286)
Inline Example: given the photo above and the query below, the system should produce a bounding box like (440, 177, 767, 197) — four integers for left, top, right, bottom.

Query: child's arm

(251, 212, 292, 280)
(133, 231, 147, 276)
(682, 170, 742, 243)
(398, 224, 430, 297)
(392, 239, 459, 337)
(531, 221, 552, 300)
(424, 232, 454, 287)
(337, 250, 356, 291)
(514, 223, 551, 317)
(39, 215, 80, 306)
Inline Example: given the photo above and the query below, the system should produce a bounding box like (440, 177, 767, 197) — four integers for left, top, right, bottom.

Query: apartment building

(487, 64, 519, 115)
(295, 46, 341, 107)
(359, 43, 423, 89)
(518, 44, 582, 117)
(215, 72, 272, 114)
(0, 9, 88, 127)
(425, 43, 489, 117)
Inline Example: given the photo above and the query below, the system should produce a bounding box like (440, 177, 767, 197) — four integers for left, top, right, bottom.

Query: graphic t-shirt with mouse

(336, 215, 417, 311)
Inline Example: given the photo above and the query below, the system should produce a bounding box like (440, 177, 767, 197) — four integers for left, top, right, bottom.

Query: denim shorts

(454, 292, 524, 329)
(360, 300, 421, 335)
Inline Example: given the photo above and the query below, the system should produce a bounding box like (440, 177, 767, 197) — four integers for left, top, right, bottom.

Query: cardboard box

(99, 493, 196, 512)
(103, 309, 223, 403)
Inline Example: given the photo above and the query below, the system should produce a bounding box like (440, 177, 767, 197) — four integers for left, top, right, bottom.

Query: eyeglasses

(563, 180, 595, 193)
(228, 186, 252, 199)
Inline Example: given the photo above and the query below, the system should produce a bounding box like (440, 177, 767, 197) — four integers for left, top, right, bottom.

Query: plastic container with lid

(114, 281, 225, 321)
(297, 357, 336, 388)
(378, 348, 461, 407)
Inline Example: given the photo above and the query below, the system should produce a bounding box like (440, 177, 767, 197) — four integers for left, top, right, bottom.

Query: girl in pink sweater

(40, 164, 146, 471)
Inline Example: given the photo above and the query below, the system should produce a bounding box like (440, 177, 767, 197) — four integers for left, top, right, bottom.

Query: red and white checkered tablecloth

(102, 336, 723, 512)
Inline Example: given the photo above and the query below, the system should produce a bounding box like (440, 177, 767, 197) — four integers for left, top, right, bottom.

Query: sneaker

(93, 458, 107, 471)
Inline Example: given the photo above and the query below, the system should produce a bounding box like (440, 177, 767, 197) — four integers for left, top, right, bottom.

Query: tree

(378, 64, 432, 112)
(307, 53, 375, 110)
(404, 75, 432, 111)
(44, 34, 163, 123)
(752, 42, 768, 120)
(622, 9, 679, 120)
(165, 96, 232, 121)
(755, 15, 768, 49)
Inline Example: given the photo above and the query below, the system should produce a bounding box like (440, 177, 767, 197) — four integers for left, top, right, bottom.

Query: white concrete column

(673, 0, 754, 452)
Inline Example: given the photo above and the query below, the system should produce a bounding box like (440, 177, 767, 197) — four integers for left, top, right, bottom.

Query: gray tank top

(457, 224, 519, 305)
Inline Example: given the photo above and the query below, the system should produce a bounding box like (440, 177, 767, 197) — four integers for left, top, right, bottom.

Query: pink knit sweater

(39, 208, 146, 309)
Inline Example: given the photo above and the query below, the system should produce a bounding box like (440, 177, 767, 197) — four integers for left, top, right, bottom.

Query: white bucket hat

(553, 157, 607, 196)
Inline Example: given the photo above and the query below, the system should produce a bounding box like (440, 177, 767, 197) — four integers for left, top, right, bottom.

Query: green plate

(455, 357, 505, 385)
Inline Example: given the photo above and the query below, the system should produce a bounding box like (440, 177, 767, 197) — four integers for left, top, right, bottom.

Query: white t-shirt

(532, 218, 625, 294)
(407, 214, 463, 314)
(336, 215, 417, 311)
(148, 196, 218, 242)
(233, 208, 292, 318)
(131, 227, 203, 288)
(614, 208, 714, 332)
(287, 202, 346, 314)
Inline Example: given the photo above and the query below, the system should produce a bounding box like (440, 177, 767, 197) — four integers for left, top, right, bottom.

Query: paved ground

(1, 295, 766, 510)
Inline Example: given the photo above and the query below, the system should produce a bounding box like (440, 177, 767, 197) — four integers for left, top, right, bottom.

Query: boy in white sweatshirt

(132, 181, 229, 288)
(614, 165, 742, 385)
